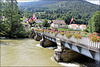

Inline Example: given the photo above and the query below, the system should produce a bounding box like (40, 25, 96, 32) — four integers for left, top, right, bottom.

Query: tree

(88, 11, 100, 33)
(0, 2, 2, 23)
(42, 19, 49, 27)
(24, 8, 29, 17)
(3, 0, 29, 38)
(38, 22, 42, 27)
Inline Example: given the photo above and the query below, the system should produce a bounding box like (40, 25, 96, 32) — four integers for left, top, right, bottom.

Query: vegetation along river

(0, 39, 100, 67)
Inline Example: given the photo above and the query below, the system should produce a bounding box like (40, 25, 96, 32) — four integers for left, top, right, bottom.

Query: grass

(57, 28, 68, 31)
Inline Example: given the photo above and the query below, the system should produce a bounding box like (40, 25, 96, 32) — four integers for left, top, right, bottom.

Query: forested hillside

(18, 0, 100, 25)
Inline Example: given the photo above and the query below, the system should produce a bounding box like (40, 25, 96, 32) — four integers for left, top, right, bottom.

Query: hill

(18, 0, 100, 24)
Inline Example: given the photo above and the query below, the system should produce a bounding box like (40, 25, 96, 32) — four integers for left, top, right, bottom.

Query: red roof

(80, 24, 86, 27)
(70, 24, 78, 26)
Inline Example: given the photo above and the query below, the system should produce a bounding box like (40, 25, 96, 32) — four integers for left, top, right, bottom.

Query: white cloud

(17, 0, 39, 2)
(85, 0, 100, 5)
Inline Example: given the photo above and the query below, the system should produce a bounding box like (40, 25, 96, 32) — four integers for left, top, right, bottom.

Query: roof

(80, 24, 86, 27)
(23, 18, 29, 22)
(52, 20, 66, 25)
(70, 24, 78, 26)
(35, 19, 43, 23)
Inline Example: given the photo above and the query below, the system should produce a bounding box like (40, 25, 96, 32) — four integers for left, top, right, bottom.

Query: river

(0, 39, 100, 67)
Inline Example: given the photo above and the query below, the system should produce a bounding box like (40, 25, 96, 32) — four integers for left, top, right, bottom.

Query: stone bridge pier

(31, 30, 36, 38)
(34, 33, 42, 41)
(40, 35, 57, 47)
(54, 38, 94, 62)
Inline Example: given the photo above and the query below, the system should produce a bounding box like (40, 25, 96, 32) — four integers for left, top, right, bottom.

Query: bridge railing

(33, 29, 100, 50)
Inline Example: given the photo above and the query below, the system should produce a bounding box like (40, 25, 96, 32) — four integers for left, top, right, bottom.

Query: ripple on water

(59, 62, 81, 67)
(36, 44, 42, 48)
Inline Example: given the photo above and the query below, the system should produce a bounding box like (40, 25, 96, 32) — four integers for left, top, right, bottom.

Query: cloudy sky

(17, 0, 39, 2)
(2, 0, 100, 5)
(85, 0, 99, 5)
(16, 0, 99, 5)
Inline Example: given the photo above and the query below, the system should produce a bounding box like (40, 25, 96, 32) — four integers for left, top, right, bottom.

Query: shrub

(34, 29, 39, 31)
(84, 29, 88, 32)
(74, 33, 82, 39)
(90, 32, 100, 42)
(60, 31, 65, 35)
(50, 30, 53, 33)
(68, 28, 73, 31)
(55, 31, 58, 35)
(40, 29, 43, 32)
(44, 29, 47, 32)
(66, 32, 73, 38)
(46, 30, 49, 33)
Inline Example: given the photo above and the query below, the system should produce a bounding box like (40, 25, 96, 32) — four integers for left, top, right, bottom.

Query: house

(80, 24, 86, 31)
(23, 18, 29, 23)
(35, 19, 43, 24)
(68, 24, 79, 30)
(50, 20, 66, 28)
(1, 16, 5, 21)
(68, 24, 87, 30)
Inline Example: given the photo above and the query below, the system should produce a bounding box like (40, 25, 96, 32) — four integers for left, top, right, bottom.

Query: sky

(2, 0, 100, 5)
(17, 0, 39, 2)
(17, 0, 100, 5)
(85, 0, 100, 5)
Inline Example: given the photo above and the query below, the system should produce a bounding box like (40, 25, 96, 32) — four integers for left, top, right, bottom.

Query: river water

(0, 39, 100, 67)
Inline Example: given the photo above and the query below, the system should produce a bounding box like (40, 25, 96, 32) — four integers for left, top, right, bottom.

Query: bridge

(32, 29, 100, 62)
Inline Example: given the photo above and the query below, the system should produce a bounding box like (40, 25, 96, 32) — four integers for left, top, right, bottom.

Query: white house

(68, 24, 87, 30)
(80, 24, 86, 31)
(51, 20, 66, 28)
(1, 16, 5, 21)
(68, 24, 79, 30)
(23, 18, 29, 23)
(35, 19, 43, 24)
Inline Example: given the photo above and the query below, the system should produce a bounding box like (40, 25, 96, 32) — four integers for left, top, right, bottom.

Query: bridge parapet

(34, 30, 100, 52)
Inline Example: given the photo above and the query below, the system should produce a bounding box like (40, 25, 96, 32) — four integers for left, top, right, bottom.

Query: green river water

(0, 39, 100, 67)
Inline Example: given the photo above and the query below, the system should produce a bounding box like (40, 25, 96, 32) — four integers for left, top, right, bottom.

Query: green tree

(24, 8, 29, 17)
(3, 0, 29, 38)
(42, 19, 49, 27)
(38, 22, 42, 27)
(88, 11, 100, 33)
(0, 2, 2, 23)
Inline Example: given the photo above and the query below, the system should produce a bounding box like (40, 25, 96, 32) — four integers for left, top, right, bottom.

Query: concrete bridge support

(40, 35, 57, 47)
(34, 33, 42, 41)
(54, 38, 93, 62)
(31, 30, 36, 38)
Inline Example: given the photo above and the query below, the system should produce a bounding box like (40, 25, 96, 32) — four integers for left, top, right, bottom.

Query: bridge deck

(36, 31, 100, 53)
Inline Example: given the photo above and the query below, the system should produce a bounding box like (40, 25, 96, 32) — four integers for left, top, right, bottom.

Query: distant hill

(18, 1, 59, 10)
(18, 0, 100, 24)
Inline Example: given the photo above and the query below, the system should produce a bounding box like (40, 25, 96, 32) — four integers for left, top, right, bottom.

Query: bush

(60, 31, 65, 35)
(84, 29, 88, 32)
(68, 28, 73, 31)
(55, 31, 58, 35)
(74, 33, 82, 39)
(66, 32, 73, 38)
(90, 32, 100, 42)
(34, 29, 39, 31)
(46, 30, 49, 33)
(40, 29, 43, 32)
(50, 30, 53, 33)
